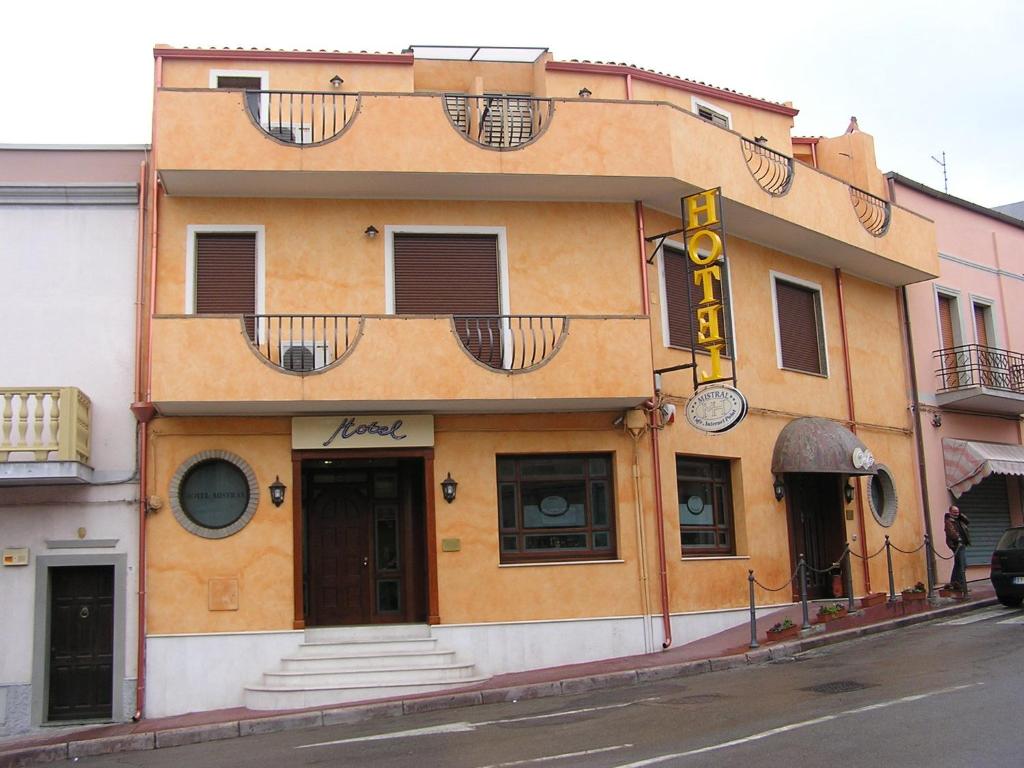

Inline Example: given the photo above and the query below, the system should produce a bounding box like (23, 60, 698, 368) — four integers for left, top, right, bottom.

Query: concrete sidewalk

(0, 585, 998, 768)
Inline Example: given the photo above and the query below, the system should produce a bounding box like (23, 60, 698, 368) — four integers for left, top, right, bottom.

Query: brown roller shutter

(973, 303, 989, 347)
(394, 234, 502, 366)
(664, 247, 695, 348)
(195, 232, 257, 336)
(776, 280, 823, 374)
(937, 295, 957, 389)
(663, 247, 731, 354)
(937, 295, 956, 349)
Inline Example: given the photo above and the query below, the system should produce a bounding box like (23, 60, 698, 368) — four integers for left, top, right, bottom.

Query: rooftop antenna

(931, 150, 948, 194)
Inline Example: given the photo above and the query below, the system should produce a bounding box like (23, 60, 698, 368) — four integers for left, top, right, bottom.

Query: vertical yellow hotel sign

(682, 188, 733, 385)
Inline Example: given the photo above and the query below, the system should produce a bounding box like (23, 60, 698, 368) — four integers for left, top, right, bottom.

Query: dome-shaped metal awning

(771, 417, 878, 476)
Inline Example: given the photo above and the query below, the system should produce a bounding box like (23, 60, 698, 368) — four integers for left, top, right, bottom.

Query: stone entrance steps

(244, 624, 486, 711)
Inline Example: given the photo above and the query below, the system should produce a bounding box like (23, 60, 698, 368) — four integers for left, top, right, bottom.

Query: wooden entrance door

(48, 566, 114, 721)
(305, 460, 426, 626)
(786, 474, 846, 600)
(308, 484, 372, 625)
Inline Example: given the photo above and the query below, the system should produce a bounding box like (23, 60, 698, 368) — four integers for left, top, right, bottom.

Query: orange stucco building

(138, 45, 938, 716)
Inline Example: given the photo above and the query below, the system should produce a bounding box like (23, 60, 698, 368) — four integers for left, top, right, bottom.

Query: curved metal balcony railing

(934, 343, 1024, 394)
(443, 94, 553, 150)
(244, 315, 365, 374)
(452, 315, 568, 372)
(244, 91, 360, 146)
(849, 185, 891, 236)
(740, 137, 794, 196)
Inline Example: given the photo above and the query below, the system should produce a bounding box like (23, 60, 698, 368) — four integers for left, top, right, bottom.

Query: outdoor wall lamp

(772, 475, 785, 502)
(578, 87, 592, 98)
(269, 476, 287, 507)
(844, 480, 856, 504)
(441, 473, 458, 504)
(931, 413, 942, 428)
(364, 225, 379, 239)
(330, 75, 344, 88)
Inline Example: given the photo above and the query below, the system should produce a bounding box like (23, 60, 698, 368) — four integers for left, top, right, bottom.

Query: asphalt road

(67, 604, 1024, 768)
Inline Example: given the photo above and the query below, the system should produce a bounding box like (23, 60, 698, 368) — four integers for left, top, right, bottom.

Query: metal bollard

(843, 544, 855, 611)
(885, 535, 896, 602)
(748, 570, 759, 649)
(798, 554, 811, 630)
(924, 534, 936, 599)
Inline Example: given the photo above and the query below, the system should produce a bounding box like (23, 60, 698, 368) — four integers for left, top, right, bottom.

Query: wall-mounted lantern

(441, 473, 458, 504)
(269, 476, 287, 507)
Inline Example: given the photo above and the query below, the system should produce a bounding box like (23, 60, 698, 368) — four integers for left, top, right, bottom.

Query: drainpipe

(834, 268, 871, 592)
(900, 285, 935, 576)
(131, 52, 163, 722)
(647, 397, 673, 648)
(635, 201, 672, 648)
(625, 73, 633, 101)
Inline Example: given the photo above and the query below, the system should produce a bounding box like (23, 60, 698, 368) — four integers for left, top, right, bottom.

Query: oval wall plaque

(685, 385, 748, 434)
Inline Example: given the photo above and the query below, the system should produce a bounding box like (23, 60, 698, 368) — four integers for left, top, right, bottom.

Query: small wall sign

(685, 385, 748, 433)
(292, 415, 435, 450)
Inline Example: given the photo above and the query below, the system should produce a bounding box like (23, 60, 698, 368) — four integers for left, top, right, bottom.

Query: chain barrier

(747, 532, 957, 649)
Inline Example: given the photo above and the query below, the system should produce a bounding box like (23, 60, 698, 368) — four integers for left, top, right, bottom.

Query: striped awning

(943, 438, 1024, 498)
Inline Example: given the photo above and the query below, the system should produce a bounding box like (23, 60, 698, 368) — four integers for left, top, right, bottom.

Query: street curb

(0, 596, 998, 767)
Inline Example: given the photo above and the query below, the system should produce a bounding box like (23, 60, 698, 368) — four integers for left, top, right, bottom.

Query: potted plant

(938, 584, 967, 599)
(766, 617, 800, 642)
(901, 582, 928, 602)
(815, 602, 848, 623)
(859, 592, 887, 608)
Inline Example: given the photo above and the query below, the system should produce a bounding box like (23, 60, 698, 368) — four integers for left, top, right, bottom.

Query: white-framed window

(383, 225, 510, 315)
(209, 69, 270, 126)
(185, 224, 266, 316)
(770, 271, 828, 376)
(657, 238, 736, 358)
(969, 295, 997, 348)
(692, 96, 731, 129)
(934, 286, 964, 351)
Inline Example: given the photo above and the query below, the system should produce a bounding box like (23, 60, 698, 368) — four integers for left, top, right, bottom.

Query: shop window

(497, 454, 615, 563)
(677, 456, 735, 556)
(772, 274, 827, 376)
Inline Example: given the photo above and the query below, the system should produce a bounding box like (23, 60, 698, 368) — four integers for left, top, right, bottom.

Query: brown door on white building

(47, 566, 114, 721)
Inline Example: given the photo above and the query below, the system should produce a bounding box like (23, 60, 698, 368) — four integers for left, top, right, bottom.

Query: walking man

(944, 504, 971, 590)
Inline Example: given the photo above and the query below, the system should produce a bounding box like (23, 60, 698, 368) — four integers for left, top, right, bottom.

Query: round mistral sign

(685, 384, 748, 433)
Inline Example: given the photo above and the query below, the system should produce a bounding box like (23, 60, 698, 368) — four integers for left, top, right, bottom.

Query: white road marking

(997, 614, 1024, 624)
(297, 699, 660, 749)
(474, 744, 634, 768)
(608, 683, 982, 767)
(939, 608, 1007, 625)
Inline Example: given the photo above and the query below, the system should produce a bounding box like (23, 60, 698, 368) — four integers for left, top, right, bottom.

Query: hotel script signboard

(292, 415, 435, 450)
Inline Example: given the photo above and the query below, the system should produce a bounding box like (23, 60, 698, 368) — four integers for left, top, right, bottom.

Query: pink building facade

(889, 174, 1024, 583)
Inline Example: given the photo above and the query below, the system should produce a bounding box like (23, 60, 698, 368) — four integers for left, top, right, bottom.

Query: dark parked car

(991, 527, 1024, 608)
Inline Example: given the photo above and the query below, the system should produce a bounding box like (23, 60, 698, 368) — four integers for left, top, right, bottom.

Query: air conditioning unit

(267, 123, 314, 145)
(279, 340, 331, 372)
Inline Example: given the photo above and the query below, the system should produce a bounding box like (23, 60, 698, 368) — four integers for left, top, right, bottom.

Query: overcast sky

(2, 0, 1021, 207)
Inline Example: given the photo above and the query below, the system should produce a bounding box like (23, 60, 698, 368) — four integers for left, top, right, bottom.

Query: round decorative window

(868, 464, 898, 528)
(170, 451, 260, 539)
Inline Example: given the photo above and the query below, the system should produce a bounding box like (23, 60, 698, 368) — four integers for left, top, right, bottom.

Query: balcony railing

(245, 90, 359, 146)
(0, 387, 91, 464)
(849, 185, 891, 236)
(443, 94, 552, 149)
(245, 315, 365, 373)
(934, 344, 1024, 394)
(453, 315, 568, 372)
(740, 137, 793, 196)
